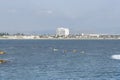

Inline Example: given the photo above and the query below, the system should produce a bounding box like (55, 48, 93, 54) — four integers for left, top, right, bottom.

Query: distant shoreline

(0, 35, 120, 40)
(0, 38, 120, 40)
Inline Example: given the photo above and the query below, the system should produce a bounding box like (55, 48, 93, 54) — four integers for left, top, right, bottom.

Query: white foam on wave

(111, 55, 120, 60)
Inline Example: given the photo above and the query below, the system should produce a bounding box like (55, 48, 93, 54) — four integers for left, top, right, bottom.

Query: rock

(63, 50, 67, 53)
(0, 60, 7, 64)
(72, 49, 77, 53)
(0, 51, 5, 54)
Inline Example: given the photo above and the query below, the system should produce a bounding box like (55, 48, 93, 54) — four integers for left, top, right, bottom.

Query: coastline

(0, 35, 120, 40)
(0, 38, 120, 40)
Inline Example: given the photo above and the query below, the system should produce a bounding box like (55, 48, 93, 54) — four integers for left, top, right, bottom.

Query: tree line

(0, 33, 25, 36)
(0, 32, 9, 36)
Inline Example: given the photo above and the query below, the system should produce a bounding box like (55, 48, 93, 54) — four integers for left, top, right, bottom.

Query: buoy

(0, 51, 5, 55)
(0, 60, 7, 64)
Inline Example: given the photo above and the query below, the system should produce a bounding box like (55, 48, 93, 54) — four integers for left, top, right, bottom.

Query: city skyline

(0, 0, 120, 34)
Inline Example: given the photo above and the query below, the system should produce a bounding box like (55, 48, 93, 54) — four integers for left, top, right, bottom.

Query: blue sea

(0, 40, 120, 80)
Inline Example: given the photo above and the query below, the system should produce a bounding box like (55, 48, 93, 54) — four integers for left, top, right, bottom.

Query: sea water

(0, 40, 120, 80)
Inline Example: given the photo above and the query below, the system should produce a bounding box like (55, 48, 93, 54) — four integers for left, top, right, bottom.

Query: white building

(88, 34, 100, 37)
(56, 27, 69, 37)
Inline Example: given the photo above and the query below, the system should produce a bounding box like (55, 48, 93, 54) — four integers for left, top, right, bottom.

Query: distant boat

(53, 48, 58, 52)
(111, 55, 120, 60)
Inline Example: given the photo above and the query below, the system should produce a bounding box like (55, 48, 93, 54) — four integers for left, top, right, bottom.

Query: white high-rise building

(56, 27, 69, 37)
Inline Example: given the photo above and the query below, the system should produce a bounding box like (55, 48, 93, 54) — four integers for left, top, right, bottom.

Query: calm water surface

(0, 40, 120, 80)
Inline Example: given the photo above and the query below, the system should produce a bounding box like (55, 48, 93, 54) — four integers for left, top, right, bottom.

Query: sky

(0, 0, 120, 34)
